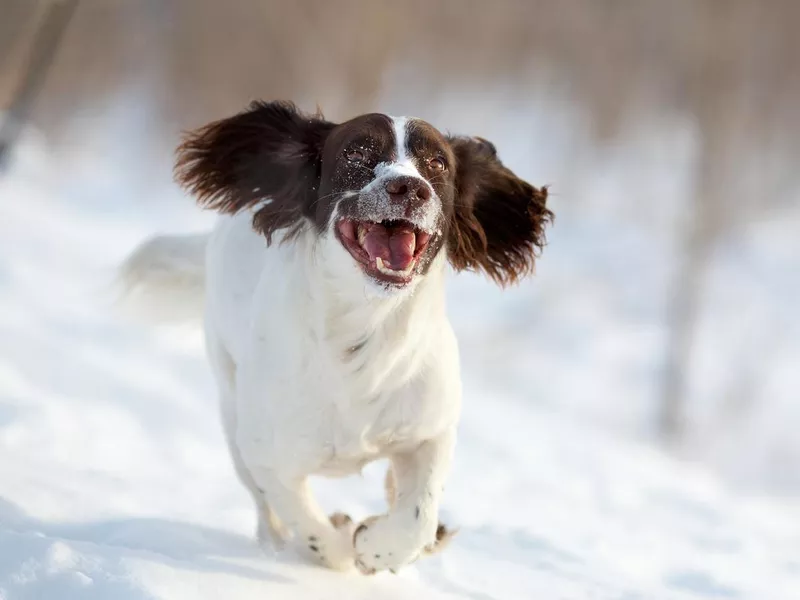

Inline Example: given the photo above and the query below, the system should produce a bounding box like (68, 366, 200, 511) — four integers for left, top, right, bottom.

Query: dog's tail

(116, 232, 209, 324)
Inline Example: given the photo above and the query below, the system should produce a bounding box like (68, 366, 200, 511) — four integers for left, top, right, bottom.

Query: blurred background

(1, 0, 798, 497)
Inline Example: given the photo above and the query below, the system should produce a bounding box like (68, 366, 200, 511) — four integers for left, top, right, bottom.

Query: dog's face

(175, 101, 552, 291)
(319, 114, 455, 289)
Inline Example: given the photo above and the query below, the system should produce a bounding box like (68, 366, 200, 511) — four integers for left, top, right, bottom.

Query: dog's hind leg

(223, 419, 288, 548)
(206, 325, 288, 548)
(233, 438, 289, 549)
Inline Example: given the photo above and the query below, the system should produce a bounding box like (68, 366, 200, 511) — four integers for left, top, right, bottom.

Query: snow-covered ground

(1, 100, 799, 599)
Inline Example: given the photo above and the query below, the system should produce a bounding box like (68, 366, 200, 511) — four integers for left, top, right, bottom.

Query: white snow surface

(1, 109, 799, 599)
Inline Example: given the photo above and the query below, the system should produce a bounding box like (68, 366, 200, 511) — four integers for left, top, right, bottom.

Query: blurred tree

(0, 0, 78, 169)
(2, 0, 799, 442)
(0, 0, 39, 93)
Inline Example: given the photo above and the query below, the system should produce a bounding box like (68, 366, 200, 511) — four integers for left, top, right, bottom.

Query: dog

(120, 100, 552, 574)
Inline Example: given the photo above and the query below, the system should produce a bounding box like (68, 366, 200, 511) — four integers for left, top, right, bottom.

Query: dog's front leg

(246, 466, 356, 571)
(234, 340, 355, 571)
(353, 428, 456, 574)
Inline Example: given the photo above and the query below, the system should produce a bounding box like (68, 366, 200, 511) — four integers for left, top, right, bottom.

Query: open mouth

(336, 218, 433, 285)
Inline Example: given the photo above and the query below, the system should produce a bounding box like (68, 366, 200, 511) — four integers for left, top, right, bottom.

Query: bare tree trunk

(659, 146, 720, 439)
(657, 0, 749, 440)
(0, 1, 41, 91)
(0, 0, 78, 170)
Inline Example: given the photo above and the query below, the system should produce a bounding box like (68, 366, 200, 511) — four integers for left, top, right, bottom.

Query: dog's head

(176, 101, 552, 292)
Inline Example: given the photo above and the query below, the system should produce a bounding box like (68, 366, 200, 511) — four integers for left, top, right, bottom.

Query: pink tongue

(362, 224, 415, 270)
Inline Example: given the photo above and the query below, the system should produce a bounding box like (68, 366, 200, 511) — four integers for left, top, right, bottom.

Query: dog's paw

(352, 516, 458, 574)
(295, 525, 355, 571)
(352, 514, 445, 575)
(351, 516, 385, 575)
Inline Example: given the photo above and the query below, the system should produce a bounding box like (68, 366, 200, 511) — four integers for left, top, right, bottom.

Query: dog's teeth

(375, 256, 415, 277)
(357, 225, 367, 245)
(375, 257, 392, 276)
(375, 256, 392, 275)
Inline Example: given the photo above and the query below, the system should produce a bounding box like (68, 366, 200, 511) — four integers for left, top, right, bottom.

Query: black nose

(385, 176, 431, 212)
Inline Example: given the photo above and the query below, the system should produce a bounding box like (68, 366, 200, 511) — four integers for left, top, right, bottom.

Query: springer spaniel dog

(121, 100, 552, 575)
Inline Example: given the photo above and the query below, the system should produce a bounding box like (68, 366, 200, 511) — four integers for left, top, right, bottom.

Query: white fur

(117, 232, 207, 322)
(120, 118, 462, 574)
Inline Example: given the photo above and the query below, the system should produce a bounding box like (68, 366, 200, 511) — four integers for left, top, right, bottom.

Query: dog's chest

(317, 382, 433, 476)
(309, 342, 446, 477)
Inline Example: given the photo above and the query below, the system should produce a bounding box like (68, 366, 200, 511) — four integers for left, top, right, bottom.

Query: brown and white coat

(121, 101, 552, 574)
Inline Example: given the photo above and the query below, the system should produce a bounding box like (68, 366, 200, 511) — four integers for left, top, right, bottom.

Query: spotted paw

(295, 526, 355, 571)
(352, 514, 432, 574)
(355, 556, 377, 575)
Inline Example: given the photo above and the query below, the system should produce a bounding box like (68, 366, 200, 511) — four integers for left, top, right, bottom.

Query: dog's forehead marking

(382, 115, 421, 179)
(390, 116, 409, 162)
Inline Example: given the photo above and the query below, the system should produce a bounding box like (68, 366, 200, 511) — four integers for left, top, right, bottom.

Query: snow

(2, 103, 800, 599)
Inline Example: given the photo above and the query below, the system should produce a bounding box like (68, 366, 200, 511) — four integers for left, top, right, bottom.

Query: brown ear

(175, 100, 336, 243)
(447, 136, 553, 285)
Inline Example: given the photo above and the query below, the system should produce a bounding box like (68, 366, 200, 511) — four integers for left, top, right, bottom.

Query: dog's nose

(385, 176, 431, 212)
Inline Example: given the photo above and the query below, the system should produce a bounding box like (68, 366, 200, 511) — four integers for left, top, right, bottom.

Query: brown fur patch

(447, 136, 553, 285)
(174, 100, 335, 243)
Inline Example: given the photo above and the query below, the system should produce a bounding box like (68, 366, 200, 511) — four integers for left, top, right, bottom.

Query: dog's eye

(346, 149, 366, 163)
(428, 157, 446, 172)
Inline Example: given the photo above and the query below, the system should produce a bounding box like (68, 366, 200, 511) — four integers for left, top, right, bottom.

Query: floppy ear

(446, 136, 553, 285)
(175, 100, 336, 242)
